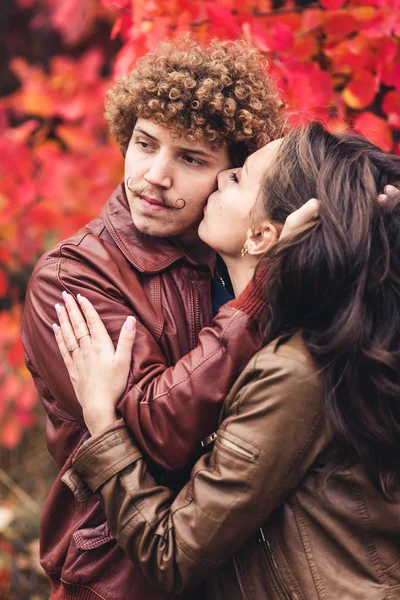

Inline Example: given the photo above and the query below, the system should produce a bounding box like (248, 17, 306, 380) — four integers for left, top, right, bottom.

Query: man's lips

(139, 195, 168, 212)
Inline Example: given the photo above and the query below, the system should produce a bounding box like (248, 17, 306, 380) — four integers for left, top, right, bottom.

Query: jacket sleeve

(22, 247, 263, 470)
(63, 349, 330, 594)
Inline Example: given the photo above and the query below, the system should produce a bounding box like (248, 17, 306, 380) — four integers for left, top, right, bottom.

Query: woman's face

(198, 139, 283, 257)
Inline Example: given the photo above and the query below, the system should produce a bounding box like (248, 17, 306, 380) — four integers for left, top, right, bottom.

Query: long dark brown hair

(259, 122, 400, 499)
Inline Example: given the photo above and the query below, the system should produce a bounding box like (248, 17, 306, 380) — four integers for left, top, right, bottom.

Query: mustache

(126, 178, 186, 210)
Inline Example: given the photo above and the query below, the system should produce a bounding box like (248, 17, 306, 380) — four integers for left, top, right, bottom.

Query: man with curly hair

(22, 37, 285, 600)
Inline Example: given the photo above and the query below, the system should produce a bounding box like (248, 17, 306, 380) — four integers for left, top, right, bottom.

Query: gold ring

(77, 333, 90, 341)
(69, 344, 79, 353)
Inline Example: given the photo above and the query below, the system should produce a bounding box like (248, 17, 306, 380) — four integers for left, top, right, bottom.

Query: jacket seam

(59, 580, 109, 600)
(291, 494, 328, 599)
(25, 257, 59, 289)
(148, 309, 247, 403)
(59, 229, 99, 252)
(57, 257, 106, 279)
(74, 428, 130, 464)
(347, 468, 392, 588)
(83, 449, 142, 493)
(149, 346, 225, 402)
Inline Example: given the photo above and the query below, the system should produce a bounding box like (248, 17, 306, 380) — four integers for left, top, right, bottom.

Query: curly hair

(105, 36, 286, 162)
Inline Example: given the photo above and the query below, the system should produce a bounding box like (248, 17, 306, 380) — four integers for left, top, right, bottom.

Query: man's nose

(144, 153, 173, 189)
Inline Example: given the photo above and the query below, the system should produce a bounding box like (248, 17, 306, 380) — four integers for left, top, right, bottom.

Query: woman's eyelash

(229, 172, 238, 183)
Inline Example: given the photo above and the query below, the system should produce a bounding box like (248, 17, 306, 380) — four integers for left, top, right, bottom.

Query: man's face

(124, 118, 230, 241)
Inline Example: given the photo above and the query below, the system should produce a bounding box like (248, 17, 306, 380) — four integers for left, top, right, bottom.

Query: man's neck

(170, 235, 217, 273)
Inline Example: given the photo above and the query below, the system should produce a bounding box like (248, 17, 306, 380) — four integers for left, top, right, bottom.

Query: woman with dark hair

(54, 122, 400, 599)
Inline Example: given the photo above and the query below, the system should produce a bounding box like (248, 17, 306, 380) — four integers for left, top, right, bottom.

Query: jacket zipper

(259, 527, 293, 600)
(218, 436, 255, 460)
(191, 279, 201, 347)
(233, 556, 247, 600)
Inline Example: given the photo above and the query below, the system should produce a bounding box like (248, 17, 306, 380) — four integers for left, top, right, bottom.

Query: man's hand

(52, 292, 136, 435)
(378, 184, 399, 204)
(280, 198, 320, 241)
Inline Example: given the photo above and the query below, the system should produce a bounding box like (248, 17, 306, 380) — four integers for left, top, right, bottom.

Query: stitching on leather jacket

(52, 401, 80, 422)
(57, 256, 105, 278)
(384, 557, 400, 577)
(219, 308, 250, 342)
(150, 345, 225, 401)
(347, 468, 388, 584)
(291, 495, 328, 599)
(26, 257, 59, 284)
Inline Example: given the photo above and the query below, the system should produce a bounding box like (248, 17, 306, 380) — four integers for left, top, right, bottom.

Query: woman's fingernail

(52, 323, 59, 332)
(124, 316, 136, 330)
(55, 303, 62, 315)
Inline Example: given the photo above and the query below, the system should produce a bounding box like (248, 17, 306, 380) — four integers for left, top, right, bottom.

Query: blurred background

(0, 0, 399, 597)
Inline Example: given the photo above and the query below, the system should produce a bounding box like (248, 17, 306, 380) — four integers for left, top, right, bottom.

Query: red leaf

(206, 2, 238, 35)
(343, 70, 377, 110)
(382, 91, 400, 130)
(270, 22, 294, 53)
(114, 36, 146, 76)
(378, 38, 398, 62)
(320, 0, 346, 9)
(0, 269, 7, 297)
(394, 64, 400, 91)
(354, 112, 393, 152)
(50, 0, 97, 45)
(101, 0, 129, 9)
(56, 124, 96, 152)
(324, 13, 358, 41)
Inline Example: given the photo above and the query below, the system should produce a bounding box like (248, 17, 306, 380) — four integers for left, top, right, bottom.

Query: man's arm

(22, 251, 263, 471)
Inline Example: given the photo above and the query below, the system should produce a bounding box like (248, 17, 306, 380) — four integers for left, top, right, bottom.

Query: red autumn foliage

(0, 0, 399, 448)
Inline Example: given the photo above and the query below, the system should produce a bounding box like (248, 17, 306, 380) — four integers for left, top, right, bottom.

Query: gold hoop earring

(241, 246, 248, 258)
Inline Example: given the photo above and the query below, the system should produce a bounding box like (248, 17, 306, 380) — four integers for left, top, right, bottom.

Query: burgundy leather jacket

(21, 184, 264, 600)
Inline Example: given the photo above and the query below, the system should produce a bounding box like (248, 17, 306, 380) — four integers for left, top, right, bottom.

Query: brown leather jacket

(64, 334, 400, 600)
(21, 184, 263, 600)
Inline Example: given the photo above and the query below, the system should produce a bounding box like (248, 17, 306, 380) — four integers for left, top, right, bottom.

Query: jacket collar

(102, 183, 217, 275)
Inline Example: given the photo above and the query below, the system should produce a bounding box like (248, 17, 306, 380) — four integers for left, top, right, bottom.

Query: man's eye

(229, 172, 239, 183)
(136, 140, 151, 149)
(183, 155, 203, 166)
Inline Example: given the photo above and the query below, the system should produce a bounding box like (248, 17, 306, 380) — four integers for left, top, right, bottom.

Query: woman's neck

(222, 254, 257, 297)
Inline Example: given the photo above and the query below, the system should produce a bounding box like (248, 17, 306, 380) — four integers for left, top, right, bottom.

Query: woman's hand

(52, 291, 136, 435)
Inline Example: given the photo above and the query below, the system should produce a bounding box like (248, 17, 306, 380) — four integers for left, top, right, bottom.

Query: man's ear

(245, 220, 279, 256)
